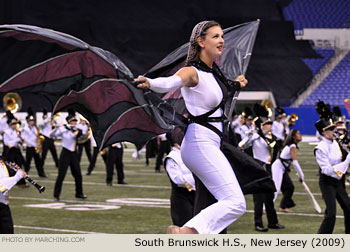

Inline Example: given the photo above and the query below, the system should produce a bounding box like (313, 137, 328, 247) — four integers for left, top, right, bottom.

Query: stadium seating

(283, 0, 350, 29)
(302, 49, 334, 75)
(301, 52, 350, 106)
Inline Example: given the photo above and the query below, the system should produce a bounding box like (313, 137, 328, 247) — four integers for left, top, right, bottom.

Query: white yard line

(32, 179, 170, 189)
(11, 196, 170, 208)
(10, 196, 344, 219)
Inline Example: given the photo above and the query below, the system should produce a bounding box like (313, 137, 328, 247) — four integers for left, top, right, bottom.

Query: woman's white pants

(181, 124, 246, 234)
(271, 159, 285, 202)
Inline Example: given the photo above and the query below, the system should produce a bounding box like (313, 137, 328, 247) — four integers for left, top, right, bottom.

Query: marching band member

(271, 129, 304, 213)
(314, 114, 350, 234)
(164, 130, 196, 227)
(0, 159, 26, 233)
(76, 114, 92, 163)
(239, 104, 284, 232)
(0, 111, 11, 156)
(272, 107, 287, 163)
(154, 133, 170, 173)
(239, 107, 254, 139)
(22, 108, 47, 177)
(281, 112, 290, 136)
(230, 113, 243, 144)
(51, 110, 87, 201)
(106, 142, 126, 186)
(0, 112, 9, 135)
(239, 107, 255, 156)
(333, 106, 348, 140)
(86, 134, 107, 175)
(40, 109, 59, 168)
(3, 113, 24, 170)
(145, 137, 158, 167)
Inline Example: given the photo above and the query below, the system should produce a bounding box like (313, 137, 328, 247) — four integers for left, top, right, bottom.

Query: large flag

(146, 20, 260, 80)
(0, 24, 133, 111)
(0, 24, 185, 149)
(0, 22, 259, 152)
(53, 78, 183, 149)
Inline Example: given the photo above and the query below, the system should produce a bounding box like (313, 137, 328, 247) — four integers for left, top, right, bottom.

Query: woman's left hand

(235, 75, 248, 87)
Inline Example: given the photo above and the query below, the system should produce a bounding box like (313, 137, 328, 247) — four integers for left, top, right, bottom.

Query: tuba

(1, 92, 22, 120)
(3, 92, 22, 114)
(288, 113, 298, 126)
(2, 93, 23, 142)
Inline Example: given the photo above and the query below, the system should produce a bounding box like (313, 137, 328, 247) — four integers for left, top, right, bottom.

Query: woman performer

(271, 129, 304, 213)
(136, 20, 248, 234)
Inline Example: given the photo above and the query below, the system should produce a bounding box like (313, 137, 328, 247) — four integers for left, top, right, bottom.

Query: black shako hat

(275, 107, 286, 118)
(26, 107, 35, 121)
(6, 110, 19, 125)
(332, 106, 344, 123)
(314, 118, 336, 134)
(253, 103, 272, 127)
(314, 100, 336, 134)
(243, 107, 254, 120)
(66, 109, 77, 123)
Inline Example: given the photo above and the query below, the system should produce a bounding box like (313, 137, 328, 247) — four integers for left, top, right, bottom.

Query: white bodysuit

(271, 144, 304, 202)
(149, 67, 246, 234)
(180, 67, 246, 233)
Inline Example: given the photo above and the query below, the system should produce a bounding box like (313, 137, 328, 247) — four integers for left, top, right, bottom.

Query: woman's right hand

(134, 76, 150, 89)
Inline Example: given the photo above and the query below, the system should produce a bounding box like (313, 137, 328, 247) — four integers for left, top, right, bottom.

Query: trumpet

(4, 160, 45, 193)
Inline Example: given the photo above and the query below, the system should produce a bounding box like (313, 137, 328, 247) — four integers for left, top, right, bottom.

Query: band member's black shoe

(118, 181, 127, 185)
(268, 224, 285, 229)
(86, 170, 92, 175)
(255, 226, 268, 232)
(54, 197, 60, 201)
(75, 194, 87, 199)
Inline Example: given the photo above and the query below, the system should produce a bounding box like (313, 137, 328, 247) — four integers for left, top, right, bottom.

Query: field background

(4, 136, 349, 234)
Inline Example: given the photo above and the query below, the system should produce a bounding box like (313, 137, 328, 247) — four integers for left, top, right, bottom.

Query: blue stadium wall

(283, 107, 349, 135)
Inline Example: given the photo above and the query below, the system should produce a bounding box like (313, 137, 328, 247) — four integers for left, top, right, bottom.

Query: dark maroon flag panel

(0, 24, 132, 111)
(54, 78, 175, 149)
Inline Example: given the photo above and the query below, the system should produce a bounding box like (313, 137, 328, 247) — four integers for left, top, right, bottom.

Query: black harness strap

(279, 157, 292, 172)
(186, 60, 229, 142)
